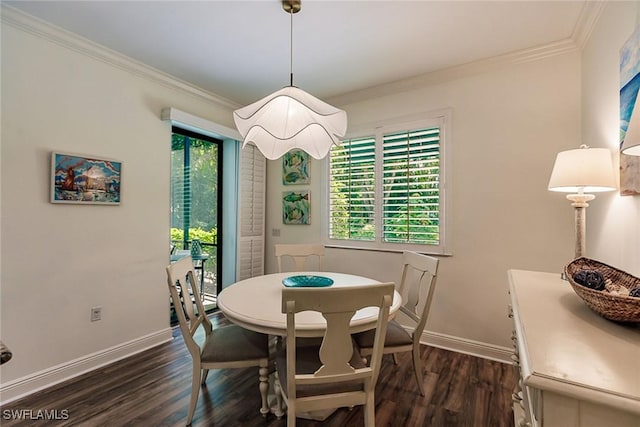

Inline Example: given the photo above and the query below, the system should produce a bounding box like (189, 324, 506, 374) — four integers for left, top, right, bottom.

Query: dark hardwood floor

(1, 312, 517, 426)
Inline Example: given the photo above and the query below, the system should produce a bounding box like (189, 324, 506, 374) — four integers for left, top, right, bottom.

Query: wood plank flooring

(1, 311, 517, 426)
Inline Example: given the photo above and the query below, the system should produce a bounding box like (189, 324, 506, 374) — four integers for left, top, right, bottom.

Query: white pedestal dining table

(217, 271, 402, 420)
(217, 271, 402, 337)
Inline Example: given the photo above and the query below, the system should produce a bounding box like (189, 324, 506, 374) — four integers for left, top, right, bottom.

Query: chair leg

(258, 361, 270, 417)
(392, 353, 399, 365)
(287, 404, 296, 427)
(282, 373, 295, 427)
(186, 364, 201, 425)
(364, 392, 375, 427)
(274, 374, 285, 419)
(412, 344, 425, 396)
(201, 368, 209, 385)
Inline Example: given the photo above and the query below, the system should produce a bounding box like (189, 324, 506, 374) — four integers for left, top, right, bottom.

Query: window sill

(324, 244, 452, 257)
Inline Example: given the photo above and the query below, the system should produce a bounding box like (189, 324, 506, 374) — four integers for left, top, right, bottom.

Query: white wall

(0, 11, 236, 401)
(582, 1, 640, 277)
(266, 50, 582, 357)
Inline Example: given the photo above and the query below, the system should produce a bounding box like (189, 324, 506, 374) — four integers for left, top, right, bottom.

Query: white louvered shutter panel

(237, 144, 266, 280)
(329, 136, 376, 240)
(382, 127, 441, 245)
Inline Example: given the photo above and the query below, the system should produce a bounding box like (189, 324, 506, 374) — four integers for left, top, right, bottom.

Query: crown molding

(3, 2, 605, 110)
(1, 5, 240, 110)
(328, 2, 606, 107)
(571, 1, 606, 50)
(327, 38, 580, 106)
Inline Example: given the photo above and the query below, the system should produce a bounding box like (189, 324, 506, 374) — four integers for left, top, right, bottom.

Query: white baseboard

(0, 328, 173, 405)
(0, 327, 513, 405)
(420, 329, 513, 364)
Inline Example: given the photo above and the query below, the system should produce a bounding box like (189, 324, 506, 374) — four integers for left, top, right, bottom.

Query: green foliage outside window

(329, 136, 376, 241)
(170, 227, 217, 245)
(329, 127, 441, 247)
(171, 130, 220, 287)
(171, 227, 217, 259)
(171, 133, 219, 232)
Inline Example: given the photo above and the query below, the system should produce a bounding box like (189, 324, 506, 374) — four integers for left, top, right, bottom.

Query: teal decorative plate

(282, 275, 334, 288)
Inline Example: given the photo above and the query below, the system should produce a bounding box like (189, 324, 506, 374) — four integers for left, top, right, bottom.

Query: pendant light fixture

(233, 0, 347, 160)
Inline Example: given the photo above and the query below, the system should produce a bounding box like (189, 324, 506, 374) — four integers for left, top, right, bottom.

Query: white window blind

(237, 143, 266, 280)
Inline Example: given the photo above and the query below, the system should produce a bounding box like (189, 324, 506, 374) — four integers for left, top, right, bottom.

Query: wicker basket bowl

(565, 258, 640, 323)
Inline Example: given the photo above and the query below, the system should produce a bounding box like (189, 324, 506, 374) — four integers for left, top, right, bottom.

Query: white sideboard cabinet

(508, 269, 640, 427)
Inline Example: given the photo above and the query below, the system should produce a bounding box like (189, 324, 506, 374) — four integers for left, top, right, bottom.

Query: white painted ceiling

(6, 0, 591, 107)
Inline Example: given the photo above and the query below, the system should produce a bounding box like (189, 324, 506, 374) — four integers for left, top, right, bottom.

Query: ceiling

(5, 1, 594, 107)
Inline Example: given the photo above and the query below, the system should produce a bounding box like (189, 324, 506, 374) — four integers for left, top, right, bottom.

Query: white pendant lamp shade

(548, 146, 616, 193)
(233, 86, 347, 160)
(622, 91, 640, 156)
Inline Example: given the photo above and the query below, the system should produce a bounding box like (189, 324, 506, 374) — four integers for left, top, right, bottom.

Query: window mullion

(374, 128, 384, 245)
(347, 143, 353, 239)
(405, 132, 410, 243)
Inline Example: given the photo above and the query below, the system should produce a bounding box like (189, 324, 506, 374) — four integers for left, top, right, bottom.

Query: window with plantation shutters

(327, 113, 450, 254)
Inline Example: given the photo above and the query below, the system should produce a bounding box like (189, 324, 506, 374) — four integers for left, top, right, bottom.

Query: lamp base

(566, 193, 595, 259)
(566, 193, 595, 207)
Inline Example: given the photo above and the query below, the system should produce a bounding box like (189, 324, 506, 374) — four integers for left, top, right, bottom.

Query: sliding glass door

(170, 127, 222, 309)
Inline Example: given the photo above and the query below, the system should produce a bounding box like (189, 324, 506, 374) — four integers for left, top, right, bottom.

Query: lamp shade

(233, 86, 347, 160)
(622, 91, 640, 156)
(548, 146, 616, 193)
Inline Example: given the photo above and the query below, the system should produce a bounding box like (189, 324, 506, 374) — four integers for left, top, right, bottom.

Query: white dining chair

(353, 251, 439, 396)
(275, 282, 394, 426)
(274, 243, 325, 272)
(166, 256, 270, 425)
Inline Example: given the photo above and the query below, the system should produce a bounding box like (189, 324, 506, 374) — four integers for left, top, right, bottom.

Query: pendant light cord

(289, 8, 294, 87)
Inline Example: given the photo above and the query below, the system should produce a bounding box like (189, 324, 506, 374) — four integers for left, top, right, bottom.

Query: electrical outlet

(272, 228, 281, 237)
(91, 306, 102, 322)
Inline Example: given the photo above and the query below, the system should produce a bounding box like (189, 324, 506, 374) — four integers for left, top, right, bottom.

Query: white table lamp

(548, 145, 616, 259)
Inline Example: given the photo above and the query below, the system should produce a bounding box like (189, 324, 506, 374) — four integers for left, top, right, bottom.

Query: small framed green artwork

(283, 190, 310, 225)
(282, 149, 310, 185)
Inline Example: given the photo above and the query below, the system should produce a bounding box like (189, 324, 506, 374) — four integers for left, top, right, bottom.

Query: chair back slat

(316, 311, 358, 376)
(166, 256, 212, 356)
(282, 283, 394, 390)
